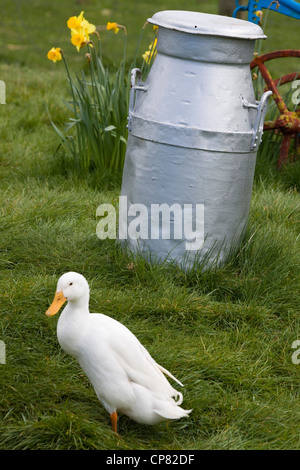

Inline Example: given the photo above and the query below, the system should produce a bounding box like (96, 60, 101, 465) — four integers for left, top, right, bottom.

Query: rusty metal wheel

(250, 50, 300, 168)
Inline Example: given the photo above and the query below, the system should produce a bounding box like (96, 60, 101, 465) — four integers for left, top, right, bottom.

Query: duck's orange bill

(46, 290, 67, 317)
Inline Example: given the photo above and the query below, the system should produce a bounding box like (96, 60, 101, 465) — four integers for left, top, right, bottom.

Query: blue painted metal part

(233, 0, 300, 24)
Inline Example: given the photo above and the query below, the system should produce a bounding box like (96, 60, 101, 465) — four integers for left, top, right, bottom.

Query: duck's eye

(69, 282, 73, 286)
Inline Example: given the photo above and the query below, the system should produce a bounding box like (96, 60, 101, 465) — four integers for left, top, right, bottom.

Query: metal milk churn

(119, 10, 272, 269)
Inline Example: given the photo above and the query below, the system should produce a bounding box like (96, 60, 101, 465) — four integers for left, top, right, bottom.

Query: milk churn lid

(148, 10, 266, 39)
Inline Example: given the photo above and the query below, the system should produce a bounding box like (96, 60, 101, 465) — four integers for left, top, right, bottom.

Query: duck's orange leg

(110, 411, 118, 433)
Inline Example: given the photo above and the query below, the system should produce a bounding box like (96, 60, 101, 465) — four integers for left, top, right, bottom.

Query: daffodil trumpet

(106, 22, 127, 35)
(46, 291, 67, 317)
(47, 47, 62, 63)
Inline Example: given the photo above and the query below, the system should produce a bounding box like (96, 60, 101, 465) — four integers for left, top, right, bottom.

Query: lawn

(0, 0, 300, 451)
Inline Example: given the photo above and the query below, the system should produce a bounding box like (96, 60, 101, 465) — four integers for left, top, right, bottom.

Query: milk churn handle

(128, 68, 149, 131)
(242, 90, 273, 151)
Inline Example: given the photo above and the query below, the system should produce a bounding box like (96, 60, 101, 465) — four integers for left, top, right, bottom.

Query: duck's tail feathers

(154, 402, 192, 421)
(172, 389, 183, 405)
(157, 363, 184, 388)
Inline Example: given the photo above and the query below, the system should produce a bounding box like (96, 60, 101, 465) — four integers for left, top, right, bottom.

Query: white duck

(46, 272, 191, 432)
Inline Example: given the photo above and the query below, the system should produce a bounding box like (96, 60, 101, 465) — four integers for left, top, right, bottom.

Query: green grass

(0, 0, 300, 451)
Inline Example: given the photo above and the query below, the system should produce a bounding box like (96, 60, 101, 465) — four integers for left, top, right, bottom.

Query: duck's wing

(94, 314, 183, 398)
(133, 342, 184, 404)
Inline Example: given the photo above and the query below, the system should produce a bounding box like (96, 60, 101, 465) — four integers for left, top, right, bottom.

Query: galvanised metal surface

(120, 11, 272, 270)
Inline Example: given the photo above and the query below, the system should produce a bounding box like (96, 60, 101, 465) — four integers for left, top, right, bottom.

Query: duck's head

(46, 272, 90, 317)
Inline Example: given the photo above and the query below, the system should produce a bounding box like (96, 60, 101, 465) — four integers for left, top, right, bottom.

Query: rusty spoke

(251, 50, 300, 168)
(254, 60, 288, 114)
(278, 134, 292, 169)
(263, 120, 279, 130)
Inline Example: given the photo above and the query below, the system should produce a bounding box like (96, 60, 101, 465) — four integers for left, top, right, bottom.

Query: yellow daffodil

(142, 50, 151, 62)
(153, 25, 158, 31)
(81, 19, 96, 36)
(47, 47, 62, 63)
(149, 38, 157, 51)
(255, 10, 263, 25)
(67, 12, 83, 30)
(106, 21, 120, 34)
(67, 11, 96, 51)
(142, 38, 157, 64)
(71, 32, 86, 51)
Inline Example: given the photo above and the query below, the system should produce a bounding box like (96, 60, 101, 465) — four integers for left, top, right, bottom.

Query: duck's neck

(66, 294, 90, 316)
(57, 295, 90, 357)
